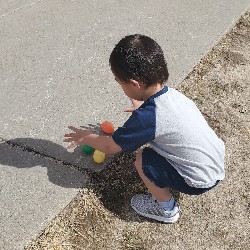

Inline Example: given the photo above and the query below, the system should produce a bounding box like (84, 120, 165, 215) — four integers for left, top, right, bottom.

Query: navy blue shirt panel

(112, 102, 156, 153)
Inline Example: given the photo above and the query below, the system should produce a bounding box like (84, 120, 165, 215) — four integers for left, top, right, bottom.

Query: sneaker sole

(131, 205, 180, 223)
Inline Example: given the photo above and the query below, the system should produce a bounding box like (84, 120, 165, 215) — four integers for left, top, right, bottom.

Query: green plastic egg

(82, 145, 94, 154)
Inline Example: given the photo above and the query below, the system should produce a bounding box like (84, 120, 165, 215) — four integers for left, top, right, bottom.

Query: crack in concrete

(0, 137, 86, 173)
(0, 0, 43, 18)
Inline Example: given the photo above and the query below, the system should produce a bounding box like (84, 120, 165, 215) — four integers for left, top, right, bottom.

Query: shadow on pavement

(0, 138, 88, 189)
(0, 138, 180, 222)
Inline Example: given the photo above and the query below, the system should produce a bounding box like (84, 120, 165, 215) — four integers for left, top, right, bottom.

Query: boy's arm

(82, 133, 122, 154)
(64, 126, 122, 154)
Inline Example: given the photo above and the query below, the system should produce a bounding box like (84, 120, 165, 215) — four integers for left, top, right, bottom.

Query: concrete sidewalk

(0, 140, 88, 250)
(0, 1, 249, 249)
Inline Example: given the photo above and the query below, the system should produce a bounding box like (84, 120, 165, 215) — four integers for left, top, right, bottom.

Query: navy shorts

(142, 147, 219, 195)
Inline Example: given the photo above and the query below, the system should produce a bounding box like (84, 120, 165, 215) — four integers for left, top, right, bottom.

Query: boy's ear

(130, 79, 142, 89)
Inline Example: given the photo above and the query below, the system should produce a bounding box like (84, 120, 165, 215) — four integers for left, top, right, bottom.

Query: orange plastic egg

(101, 121, 115, 134)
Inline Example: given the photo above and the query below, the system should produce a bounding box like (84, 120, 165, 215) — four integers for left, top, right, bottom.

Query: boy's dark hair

(109, 34, 169, 88)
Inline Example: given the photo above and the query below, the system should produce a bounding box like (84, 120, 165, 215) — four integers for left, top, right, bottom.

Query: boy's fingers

(63, 138, 74, 142)
(68, 126, 80, 132)
(64, 133, 76, 137)
(130, 98, 136, 105)
(124, 109, 133, 112)
(124, 107, 136, 112)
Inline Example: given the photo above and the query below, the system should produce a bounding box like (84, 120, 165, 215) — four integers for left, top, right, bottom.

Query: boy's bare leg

(135, 149, 172, 202)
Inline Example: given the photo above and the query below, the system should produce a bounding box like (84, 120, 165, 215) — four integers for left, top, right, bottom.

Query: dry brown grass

(26, 11, 250, 250)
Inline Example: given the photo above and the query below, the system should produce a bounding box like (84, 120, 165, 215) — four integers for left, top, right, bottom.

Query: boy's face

(114, 76, 143, 101)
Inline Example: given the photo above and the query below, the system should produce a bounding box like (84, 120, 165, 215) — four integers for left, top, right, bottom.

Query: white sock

(158, 197, 175, 211)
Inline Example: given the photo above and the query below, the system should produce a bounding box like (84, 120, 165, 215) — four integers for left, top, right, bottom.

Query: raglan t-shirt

(112, 86, 225, 188)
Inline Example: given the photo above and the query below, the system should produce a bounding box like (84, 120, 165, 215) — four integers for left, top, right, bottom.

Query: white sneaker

(131, 194, 180, 223)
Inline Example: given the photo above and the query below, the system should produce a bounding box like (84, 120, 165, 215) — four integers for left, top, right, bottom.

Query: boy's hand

(124, 98, 144, 112)
(64, 126, 92, 149)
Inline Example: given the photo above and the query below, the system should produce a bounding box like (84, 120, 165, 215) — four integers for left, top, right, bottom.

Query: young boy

(64, 34, 225, 223)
